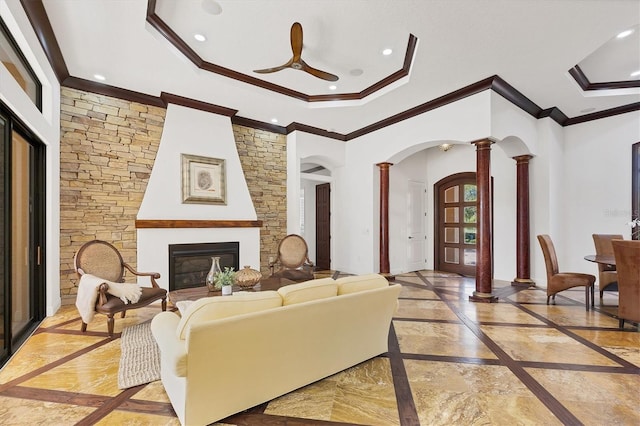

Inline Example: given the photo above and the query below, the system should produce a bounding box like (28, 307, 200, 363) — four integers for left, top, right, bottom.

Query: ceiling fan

(253, 22, 339, 82)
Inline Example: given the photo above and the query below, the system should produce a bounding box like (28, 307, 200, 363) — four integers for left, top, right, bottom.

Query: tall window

(0, 18, 41, 110)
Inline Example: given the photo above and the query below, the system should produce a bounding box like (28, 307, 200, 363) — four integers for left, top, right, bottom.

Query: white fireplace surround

(136, 104, 260, 290)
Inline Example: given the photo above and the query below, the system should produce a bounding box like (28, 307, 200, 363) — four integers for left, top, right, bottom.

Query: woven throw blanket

(76, 274, 142, 324)
(118, 321, 161, 389)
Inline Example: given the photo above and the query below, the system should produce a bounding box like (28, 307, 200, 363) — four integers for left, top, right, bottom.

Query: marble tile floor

(0, 271, 638, 425)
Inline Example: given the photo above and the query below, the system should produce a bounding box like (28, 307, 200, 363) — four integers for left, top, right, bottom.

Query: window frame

(0, 17, 42, 111)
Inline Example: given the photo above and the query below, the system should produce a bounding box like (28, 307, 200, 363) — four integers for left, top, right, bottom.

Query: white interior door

(407, 180, 426, 271)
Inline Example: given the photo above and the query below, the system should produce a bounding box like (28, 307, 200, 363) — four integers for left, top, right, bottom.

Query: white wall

(137, 104, 259, 289)
(561, 111, 640, 276)
(339, 91, 492, 274)
(1, 0, 61, 316)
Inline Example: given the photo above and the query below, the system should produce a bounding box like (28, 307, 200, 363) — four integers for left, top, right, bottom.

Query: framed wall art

(181, 154, 227, 205)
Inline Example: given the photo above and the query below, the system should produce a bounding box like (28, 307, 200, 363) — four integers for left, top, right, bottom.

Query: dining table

(584, 254, 616, 267)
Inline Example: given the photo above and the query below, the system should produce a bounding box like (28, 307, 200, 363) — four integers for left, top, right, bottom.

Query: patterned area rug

(118, 321, 161, 389)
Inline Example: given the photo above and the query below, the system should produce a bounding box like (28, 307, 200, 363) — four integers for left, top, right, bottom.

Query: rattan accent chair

(268, 234, 315, 282)
(537, 235, 595, 311)
(592, 234, 622, 302)
(74, 240, 167, 336)
(611, 240, 640, 329)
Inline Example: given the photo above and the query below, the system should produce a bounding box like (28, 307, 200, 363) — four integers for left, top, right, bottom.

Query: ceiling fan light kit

(253, 22, 339, 82)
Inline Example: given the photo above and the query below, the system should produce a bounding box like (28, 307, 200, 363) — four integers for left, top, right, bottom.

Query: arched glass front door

(435, 172, 477, 276)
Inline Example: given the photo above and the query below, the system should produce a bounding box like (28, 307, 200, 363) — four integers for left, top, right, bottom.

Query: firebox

(168, 242, 240, 290)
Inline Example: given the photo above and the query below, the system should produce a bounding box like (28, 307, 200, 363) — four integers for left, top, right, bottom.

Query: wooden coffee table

(168, 277, 295, 306)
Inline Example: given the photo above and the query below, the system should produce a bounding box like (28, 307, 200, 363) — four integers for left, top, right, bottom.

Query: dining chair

(611, 240, 640, 329)
(74, 240, 167, 336)
(592, 234, 622, 302)
(537, 235, 595, 310)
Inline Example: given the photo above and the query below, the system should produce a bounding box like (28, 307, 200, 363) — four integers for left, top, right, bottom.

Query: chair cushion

(96, 286, 166, 311)
(176, 291, 283, 339)
(277, 278, 337, 305)
(336, 274, 389, 295)
(277, 269, 314, 282)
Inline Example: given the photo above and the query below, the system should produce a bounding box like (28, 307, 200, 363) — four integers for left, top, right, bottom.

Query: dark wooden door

(315, 183, 331, 270)
(435, 173, 477, 276)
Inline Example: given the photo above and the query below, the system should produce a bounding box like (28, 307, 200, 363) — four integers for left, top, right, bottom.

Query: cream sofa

(151, 273, 401, 426)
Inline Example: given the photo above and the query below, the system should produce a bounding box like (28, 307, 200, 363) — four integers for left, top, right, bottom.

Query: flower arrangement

(214, 267, 236, 290)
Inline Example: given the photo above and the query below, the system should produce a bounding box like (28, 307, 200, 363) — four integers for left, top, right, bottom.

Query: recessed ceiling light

(382, 48, 393, 56)
(328, 85, 337, 90)
(194, 33, 207, 42)
(271, 118, 278, 123)
(617, 29, 634, 39)
(349, 68, 363, 76)
(93, 74, 106, 81)
(631, 70, 640, 77)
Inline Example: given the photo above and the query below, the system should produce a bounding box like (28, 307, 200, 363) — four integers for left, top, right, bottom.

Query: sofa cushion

(336, 273, 389, 295)
(176, 291, 282, 339)
(277, 278, 337, 305)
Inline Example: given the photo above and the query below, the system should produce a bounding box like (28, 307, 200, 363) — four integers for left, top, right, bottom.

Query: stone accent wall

(59, 88, 165, 301)
(232, 125, 288, 275)
(59, 89, 288, 301)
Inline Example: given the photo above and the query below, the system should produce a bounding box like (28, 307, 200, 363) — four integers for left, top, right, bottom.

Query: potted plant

(215, 267, 236, 295)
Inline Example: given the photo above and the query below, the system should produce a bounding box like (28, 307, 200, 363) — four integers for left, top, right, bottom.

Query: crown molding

(569, 65, 640, 91)
(20, 0, 640, 142)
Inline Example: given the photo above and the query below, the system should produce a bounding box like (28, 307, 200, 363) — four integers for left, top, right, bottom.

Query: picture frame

(181, 154, 227, 205)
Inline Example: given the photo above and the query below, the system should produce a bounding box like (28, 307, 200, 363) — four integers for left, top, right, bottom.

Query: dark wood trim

(135, 219, 263, 229)
(490, 75, 541, 117)
(569, 64, 640, 91)
(347, 77, 494, 140)
(160, 92, 237, 117)
(145, 0, 203, 68)
(231, 116, 287, 135)
(19, 0, 69, 82)
(286, 122, 347, 141)
(63, 77, 165, 107)
(538, 107, 569, 124)
(565, 102, 640, 126)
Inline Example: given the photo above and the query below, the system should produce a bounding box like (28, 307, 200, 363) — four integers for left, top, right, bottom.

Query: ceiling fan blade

(253, 58, 293, 74)
(300, 59, 339, 82)
(291, 22, 303, 61)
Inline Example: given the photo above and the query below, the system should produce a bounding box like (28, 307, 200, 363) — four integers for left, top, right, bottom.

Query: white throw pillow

(277, 278, 337, 305)
(175, 291, 283, 339)
(336, 274, 389, 295)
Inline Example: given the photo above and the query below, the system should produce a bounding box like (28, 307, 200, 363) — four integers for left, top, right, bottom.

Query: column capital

(470, 137, 497, 147)
(513, 154, 534, 163)
(376, 162, 394, 169)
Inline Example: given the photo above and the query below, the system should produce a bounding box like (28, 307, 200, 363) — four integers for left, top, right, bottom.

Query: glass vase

(205, 256, 222, 291)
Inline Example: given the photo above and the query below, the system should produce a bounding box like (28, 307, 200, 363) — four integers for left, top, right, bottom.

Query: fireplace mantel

(135, 220, 263, 229)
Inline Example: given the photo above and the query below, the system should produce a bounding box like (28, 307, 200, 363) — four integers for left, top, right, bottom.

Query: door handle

(408, 236, 413, 239)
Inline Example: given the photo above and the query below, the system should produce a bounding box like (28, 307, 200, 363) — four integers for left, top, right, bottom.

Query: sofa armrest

(151, 312, 188, 377)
